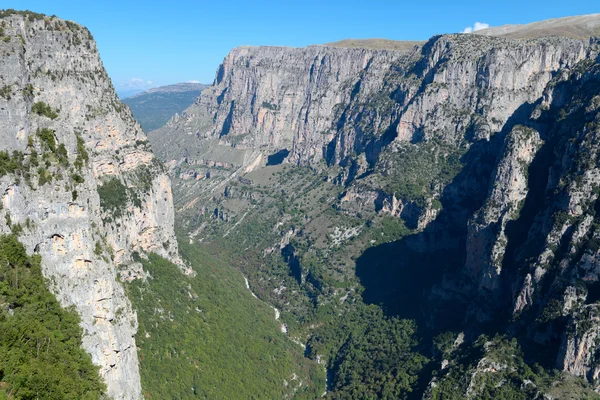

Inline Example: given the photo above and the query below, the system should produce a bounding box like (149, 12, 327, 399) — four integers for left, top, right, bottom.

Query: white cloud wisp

(462, 22, 490, 34)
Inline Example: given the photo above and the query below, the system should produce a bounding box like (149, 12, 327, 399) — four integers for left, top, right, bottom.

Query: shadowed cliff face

(358, 55, 600, 386)
(355, 133, 502, 328)
(0, 12, 181, 399)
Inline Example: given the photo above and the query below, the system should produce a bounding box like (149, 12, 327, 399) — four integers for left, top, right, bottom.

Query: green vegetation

(0, 132, 81, 188)
(192, 167, 429, 398)
(36, 128, 56, 153)
(126, 242, 322, 399)
(71, 173, 84, 185)
(97, 178, 128, 219)
(31, 102, 59, 120)
(21, 85, 34, 98)
(37, 167, 52, 186)
(63, 20, 80, 32)
(74, 134, 89, 170)
(181, 156, 593, 400)
(372, 216, 412, 244)
(307, 305, 427, 399)
(97, 166, 159, 221)
(93, 241, 102, 257)
(261, 101, 279, 111)
(57, 143, 69, 167)
(0, 9, 47, 21)
(377, 141, 464, 207)
(0, 234, 105, 399)
(0, 85, 11, 100)
(0, 151, 26, 177)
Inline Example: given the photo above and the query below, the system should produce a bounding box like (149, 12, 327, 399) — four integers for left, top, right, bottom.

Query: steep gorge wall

(0, 13, 180, 399)
(154, 35, 590, 169)
(151, 45, 403, 165)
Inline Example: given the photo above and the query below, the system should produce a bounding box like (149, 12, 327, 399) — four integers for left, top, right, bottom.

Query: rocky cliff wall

(0, 12, 181, 399)
(150, 45, 405, 165)
(152, 35, 590, 169)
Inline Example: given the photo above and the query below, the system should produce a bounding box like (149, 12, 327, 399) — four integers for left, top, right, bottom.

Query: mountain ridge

(128, 82, 208, 98)
(323, 38, 425, 51)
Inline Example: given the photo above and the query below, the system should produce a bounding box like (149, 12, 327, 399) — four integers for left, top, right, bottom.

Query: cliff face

(152, 35, 589, 168)
(149, 20, 600, 391)
(0, 13, 180, 399)
(150, 45, 405, 165)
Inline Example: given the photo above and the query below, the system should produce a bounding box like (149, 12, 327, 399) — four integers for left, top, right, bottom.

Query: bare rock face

(462, 53, 600, 383)
(151, 34, 589, 168)
(558, 304, 600, 381)
(152, 45, 403, 166)
(0, 13, 180, 399)
(464, 125, 543, 315)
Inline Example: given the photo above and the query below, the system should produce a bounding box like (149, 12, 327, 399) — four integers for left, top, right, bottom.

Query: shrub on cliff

(31, 101, 59, 120)
(97, 178, 128, 218)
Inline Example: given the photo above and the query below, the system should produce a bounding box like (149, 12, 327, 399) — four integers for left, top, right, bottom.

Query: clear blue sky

(4, 0, 599, 91)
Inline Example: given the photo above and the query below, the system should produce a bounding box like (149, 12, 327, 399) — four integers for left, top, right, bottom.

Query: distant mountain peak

(130, 82, 208, 98)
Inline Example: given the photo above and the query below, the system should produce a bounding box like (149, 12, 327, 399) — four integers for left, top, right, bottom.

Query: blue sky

(4, 0, 599, 91)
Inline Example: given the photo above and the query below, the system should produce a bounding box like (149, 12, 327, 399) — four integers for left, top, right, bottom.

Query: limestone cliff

(149, 45, 406, 165)
(0, 12, 180, 399)
(151, 34, 589, 168)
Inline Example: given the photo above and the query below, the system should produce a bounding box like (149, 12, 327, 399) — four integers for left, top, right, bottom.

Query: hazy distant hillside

(475, 13, 600, 39)
(122, 82, 208, 132)
(117, 88, 144, 99)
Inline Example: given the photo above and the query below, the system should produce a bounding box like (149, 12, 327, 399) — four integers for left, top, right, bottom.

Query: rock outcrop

(0, 12, 180, 399)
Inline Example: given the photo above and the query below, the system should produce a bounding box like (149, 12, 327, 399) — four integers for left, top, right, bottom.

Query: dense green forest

(125, 241, 323, 399)
(316, 309, 427, 400)
(0, 234, 105, 400)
